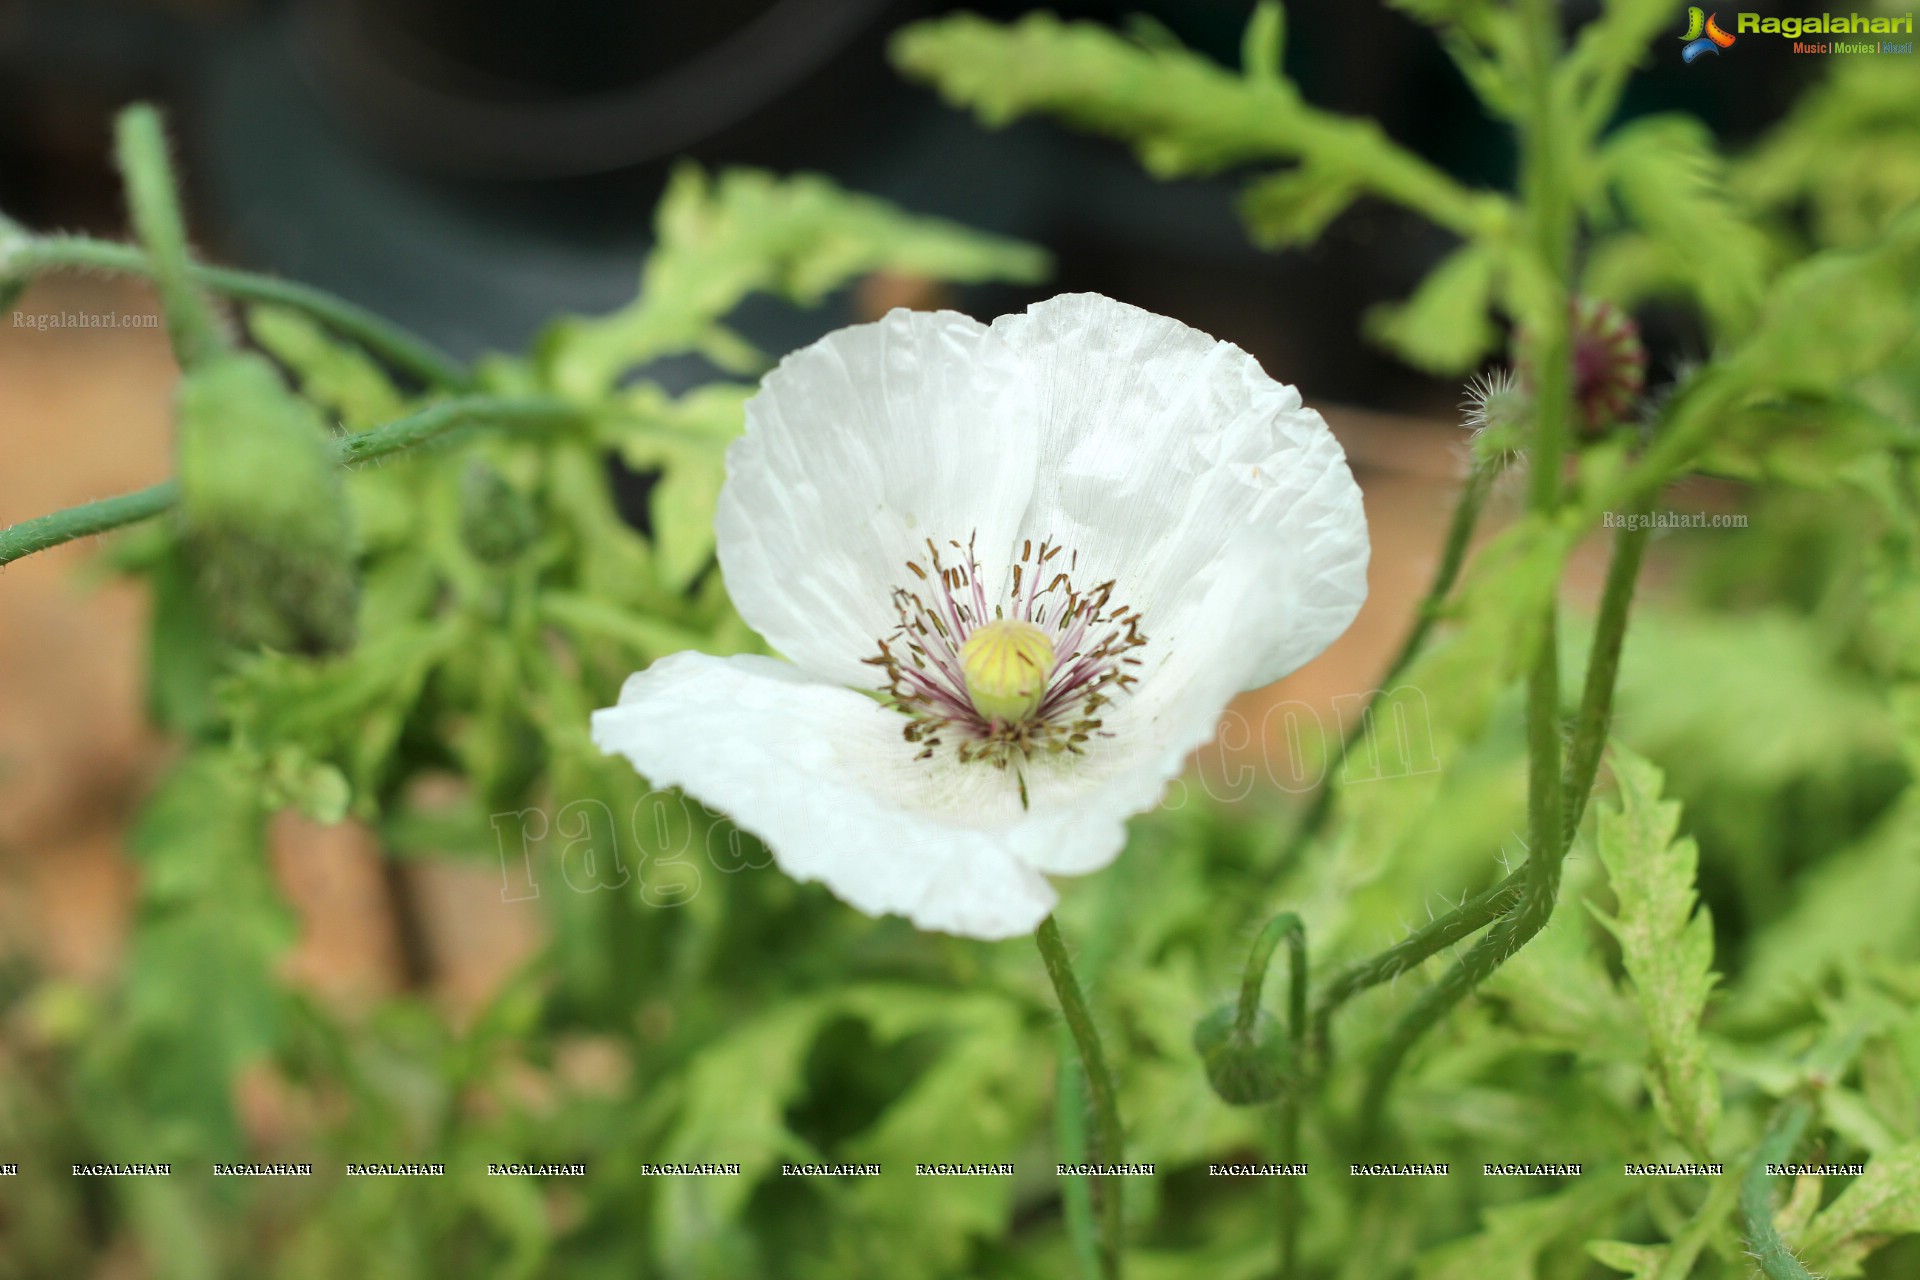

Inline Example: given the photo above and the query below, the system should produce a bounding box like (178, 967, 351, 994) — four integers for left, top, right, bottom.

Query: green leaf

(1238, 166, 1361, 248)
(1731, 207, 1920, 395)
(1240, 2, 1285, 84)
(1564, 0, 1689, 121)
(247, 304, 407, 430)
(543, 166, 1047, 398)
(1794, 1142, 1920, 1276)
(1589, 746, 1722, 1157)
(1364, 242, 1501, 374)
(1696, 392, 1912, 490)
(1585, 1239, 1666, 1279)
(1727, 787, 1920, 1024)
(893, 12, 1494, 236)
(1738, 57, 1920, 248)
(1599, 115, 1772, 340)
(1414, 1179, 1624, 1280)
(119, 753, 295, 1157)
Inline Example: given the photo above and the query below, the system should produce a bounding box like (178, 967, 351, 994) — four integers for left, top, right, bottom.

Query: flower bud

(1516, 297, 1648, 436)
(459, 461, 540, 565)
(176, 353, 358, 655)
(1193, 1002, 1296, 1107)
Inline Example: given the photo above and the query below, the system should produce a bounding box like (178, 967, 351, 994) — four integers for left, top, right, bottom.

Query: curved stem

(0, 396, 579, 566)
(1035, 916, 1124, 1280)
(1354, 501, 1653, 1137)
(1741, 1099, 1817, 1280)
(1236, 913, 1308, 1278)
(1310, 868, 1523, 1067)
(1561, 503, 1651, 841)
(1272, 464, 1494, 876)
(1353, 0, 1583, 1143)
(114, 105, 221, 370)
(7, 235, 469, 391)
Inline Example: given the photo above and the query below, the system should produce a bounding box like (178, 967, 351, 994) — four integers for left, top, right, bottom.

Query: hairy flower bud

(1193, 1003, 1295, 1107)
(459, 461, 541, 565)
(1517, 297, 1648, 435)
(176, 353, 358, 655)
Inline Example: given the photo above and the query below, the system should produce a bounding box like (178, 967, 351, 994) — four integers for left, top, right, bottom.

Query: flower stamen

(863, 535, 1146, 768)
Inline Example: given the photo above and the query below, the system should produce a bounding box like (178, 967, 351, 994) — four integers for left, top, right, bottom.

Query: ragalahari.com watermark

(1601, 510, 1748, 531)
(10, 309, 161, 332)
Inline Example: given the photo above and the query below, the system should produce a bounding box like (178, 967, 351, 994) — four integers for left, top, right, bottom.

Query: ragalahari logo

(1680, 7, 1739, 61)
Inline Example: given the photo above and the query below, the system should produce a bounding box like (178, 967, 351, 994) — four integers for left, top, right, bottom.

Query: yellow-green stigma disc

(958, 619, 1055, 725)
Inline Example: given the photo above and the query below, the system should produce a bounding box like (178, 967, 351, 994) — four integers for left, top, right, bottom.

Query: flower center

(864, 535, 1146, 771)
(959, 619, 1056, 724)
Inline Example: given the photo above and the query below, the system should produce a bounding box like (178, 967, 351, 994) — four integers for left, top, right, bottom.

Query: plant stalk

(1035, 916, 1124, 1280)
(114, 105, 222, 370)
(1237, 913, 1308, 1278)
(0, 396, 579, 567)
(1741, 1099, 1817, 1280)
(6, 235, 469, 390)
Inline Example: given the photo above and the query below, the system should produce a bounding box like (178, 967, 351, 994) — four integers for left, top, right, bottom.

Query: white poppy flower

(592, 293, 1369, 940)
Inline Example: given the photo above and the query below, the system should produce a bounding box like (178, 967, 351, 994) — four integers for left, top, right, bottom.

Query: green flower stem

(6, 235, 470, 391)
(114, 105, 221, 369)
(1352, 0, 1585, 1142)
(1035, 916, 1124, 1280)
(1236, 913, 1307, 1278)
(1589, 372, 1740, 520)
(1237, 913, 1307, 1040)
(1561, 503, 1652, 842)
(1309, 867, 1524, 1065)
(1356, 917, 1509, 1144)
(1741, 1099, 1817, 1280)
(1272, 464, 1494, 876)
(1055, 1049, 1103, 1280)
(0, 480, 182, 566)
(0, 396, 578, 567)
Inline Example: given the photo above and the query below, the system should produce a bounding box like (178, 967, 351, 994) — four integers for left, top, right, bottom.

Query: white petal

(591, 653, 1059, 940)
(1006, 542, 1298, 875)
(716, 309, 1041, 688)
(990, 293, 1369, 690)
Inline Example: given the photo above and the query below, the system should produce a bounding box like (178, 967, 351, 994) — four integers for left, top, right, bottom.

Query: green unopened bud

(959, 619, 1054, 724)
(176, 353, 358, 655)
(1462, 368, 1529, 467)
(1193, 1003, 1295, 1107)
(459, 461, 540, 565)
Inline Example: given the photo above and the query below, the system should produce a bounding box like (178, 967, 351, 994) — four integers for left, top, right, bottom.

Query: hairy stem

(1055, 1050, 1103, 1280)
(1237, 913, 1308, 1278)
(0, 396, 578, 566)
(1741, 1099, 1817, 1280)
(114, 105, 221, 369)
(1351, 0, 1583, 1138)
(1561, 504, 1652, 841)
(1310, 868, 1524, 1067)
(1035, 916, 1124, 1280)
(7, 235, 469, 390)
(1272, 464, 1494, 876)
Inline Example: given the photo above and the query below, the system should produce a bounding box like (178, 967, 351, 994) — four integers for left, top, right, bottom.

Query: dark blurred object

(0, 0, 1824, 405)
(296, 0, 898, 177)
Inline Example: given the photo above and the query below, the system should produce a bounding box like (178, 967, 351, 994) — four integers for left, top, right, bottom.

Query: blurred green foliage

(3, 1, 1920, 1277)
